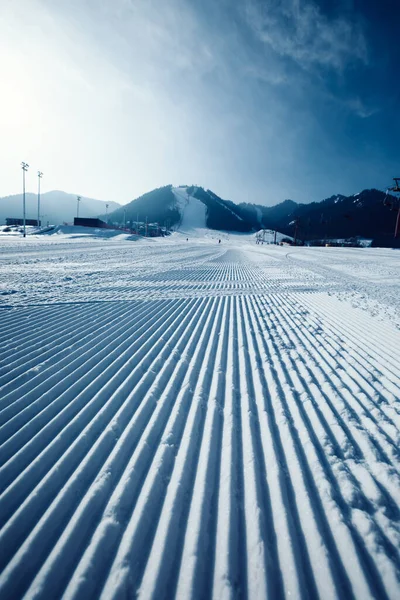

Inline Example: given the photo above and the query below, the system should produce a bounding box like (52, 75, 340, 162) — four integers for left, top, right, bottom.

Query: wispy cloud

(339, 96, 379, 119)
(243, 0, 368, 71)
(46, 0, 219, 84)
(1, 0, 389, 205)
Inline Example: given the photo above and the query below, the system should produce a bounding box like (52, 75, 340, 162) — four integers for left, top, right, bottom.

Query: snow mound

(254, 229, 293, 243)
(40, 225, 133, 240)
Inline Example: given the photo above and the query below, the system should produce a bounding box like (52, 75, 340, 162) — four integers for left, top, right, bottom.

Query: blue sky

(1, 0, 399, 205)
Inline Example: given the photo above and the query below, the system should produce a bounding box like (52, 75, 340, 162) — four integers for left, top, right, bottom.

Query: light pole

(37, 171, 43, 227)
(21, 162, 29, 238)
(77, 196, 81, 219)
(106, 203, 109, 222)
(123, 208, 126, 228)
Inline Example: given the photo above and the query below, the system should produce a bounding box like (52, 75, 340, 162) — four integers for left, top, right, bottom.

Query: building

(74, 217, 107, 228)
(6, 218, 40, 226)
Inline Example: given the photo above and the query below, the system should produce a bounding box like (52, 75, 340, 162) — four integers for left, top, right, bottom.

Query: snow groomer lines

(0, 238, 399, 599)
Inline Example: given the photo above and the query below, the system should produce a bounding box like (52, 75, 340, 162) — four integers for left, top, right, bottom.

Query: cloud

(0, 0, 386, 206)
(243, 0, 368, 71)
(44, 0, 219, 85)
(340, 96, 379, 119)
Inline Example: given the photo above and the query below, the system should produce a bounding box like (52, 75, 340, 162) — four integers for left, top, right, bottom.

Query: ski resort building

(6, 217, 40, 226)
(74, 217, 107, 228)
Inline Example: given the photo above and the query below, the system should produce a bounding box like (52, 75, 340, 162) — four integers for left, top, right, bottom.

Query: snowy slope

(172, 187, 207, 234)
(171, 187, 251, 236)
(41, 224, 137, 240)
(0, 236, 399, 599)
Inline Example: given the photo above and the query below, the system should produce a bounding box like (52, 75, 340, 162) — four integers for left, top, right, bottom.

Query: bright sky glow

(1, 0, 399, 205)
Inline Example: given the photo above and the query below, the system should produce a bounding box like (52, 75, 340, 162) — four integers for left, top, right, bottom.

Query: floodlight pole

(21, 162, 29, 238)
(77, 196, 81, 218)
(37, 171, 43, 227)
(106, 203, 109, 221)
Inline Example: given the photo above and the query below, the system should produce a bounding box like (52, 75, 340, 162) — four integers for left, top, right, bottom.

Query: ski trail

(0, 240, 399, 599)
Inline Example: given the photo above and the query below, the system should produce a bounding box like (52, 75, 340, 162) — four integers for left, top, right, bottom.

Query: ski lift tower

(388, 178, 400, 238)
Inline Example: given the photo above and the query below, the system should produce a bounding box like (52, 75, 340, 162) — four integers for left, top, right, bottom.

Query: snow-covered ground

(0, 232, 399, 599)
(255, 228, 293, 243)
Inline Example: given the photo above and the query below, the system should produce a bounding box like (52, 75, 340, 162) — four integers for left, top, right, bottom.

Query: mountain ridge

(2, 185, 398, 246)
(103, 185, 399, 245)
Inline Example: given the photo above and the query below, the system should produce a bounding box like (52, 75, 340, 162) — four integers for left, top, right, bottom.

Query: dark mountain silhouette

(236, 199, 298, 231)
(257, 189, 399, 245)
(101, 185, 400, 247)
(100, 185, 181, 228)
(189, 187, 252, 232)
(104, 185, 251, 232)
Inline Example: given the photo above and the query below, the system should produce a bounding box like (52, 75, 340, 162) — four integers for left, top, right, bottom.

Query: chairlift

(384, 178, 400, 208)
(391, 177, 400, 192)
(383, 198, 392, 208)
(384, 178, 400, 239)
(383, 184, 394, 208)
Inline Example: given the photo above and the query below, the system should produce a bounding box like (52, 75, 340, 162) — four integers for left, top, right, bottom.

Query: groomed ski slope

(0, 234, 400, 600)
(172, 187, 208, 235)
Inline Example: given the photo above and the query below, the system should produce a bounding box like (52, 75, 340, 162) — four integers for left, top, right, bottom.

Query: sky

(1, 0, 399, 206)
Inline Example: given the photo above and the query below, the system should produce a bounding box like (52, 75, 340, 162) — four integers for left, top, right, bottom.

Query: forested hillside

(103, 185, 399, 245)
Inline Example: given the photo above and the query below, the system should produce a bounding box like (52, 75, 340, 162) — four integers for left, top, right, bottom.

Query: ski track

(0, 239, 399, 599)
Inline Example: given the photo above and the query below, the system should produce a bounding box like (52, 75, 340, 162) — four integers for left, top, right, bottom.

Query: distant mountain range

(103, 185, 399, 246)
(0, 191, 120, 226)
(2, 185, 398, 246)
(238, 189, 400, 245)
